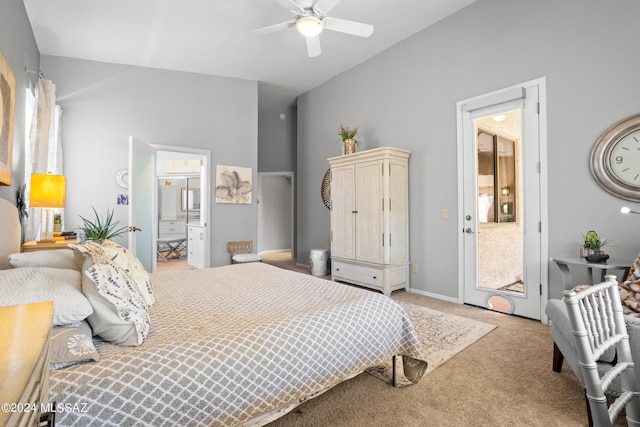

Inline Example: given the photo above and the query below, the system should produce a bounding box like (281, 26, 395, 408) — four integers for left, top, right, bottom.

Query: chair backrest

(563, 275, 640, 426)
(228, 240, 253, 255)
(228, 240, 253, 262)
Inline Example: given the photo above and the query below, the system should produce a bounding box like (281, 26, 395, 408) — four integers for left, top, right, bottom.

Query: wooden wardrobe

(328, 147, 411, 296)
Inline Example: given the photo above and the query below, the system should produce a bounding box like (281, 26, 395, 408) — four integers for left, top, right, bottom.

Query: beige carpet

(366, 301, 496, 386)
(263, 253, 616, 426)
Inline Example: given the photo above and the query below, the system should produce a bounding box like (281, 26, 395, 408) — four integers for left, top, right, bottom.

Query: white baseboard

(258, 248, 291, 255)
(407, 287, 461, 304)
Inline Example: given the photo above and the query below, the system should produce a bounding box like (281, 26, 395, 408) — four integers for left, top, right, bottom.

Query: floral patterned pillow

(50, 321, 100, 370)
(83, 256, 150, 346)
(68, 241, 103, 270)
(100, 240, 155, 306)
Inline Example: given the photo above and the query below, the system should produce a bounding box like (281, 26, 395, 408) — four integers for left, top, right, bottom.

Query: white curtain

(24, 79, 64, 241)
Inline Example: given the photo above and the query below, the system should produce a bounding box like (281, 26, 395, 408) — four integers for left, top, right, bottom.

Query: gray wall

(296, 0, 640, 301)
(0, 0, 40, 206)
(258, 106, 297, 173)
(258, 105, 298, 257)
(40, 55, 258, 267)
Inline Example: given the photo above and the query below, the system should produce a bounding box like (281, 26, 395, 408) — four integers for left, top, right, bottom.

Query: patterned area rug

(366, 301, 497, 387)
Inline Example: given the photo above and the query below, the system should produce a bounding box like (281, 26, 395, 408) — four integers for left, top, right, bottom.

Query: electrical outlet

(412, 263, 417, 273)
(441, 208, 448, 219)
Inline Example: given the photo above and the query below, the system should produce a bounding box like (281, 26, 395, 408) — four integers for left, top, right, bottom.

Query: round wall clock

(590, 113, 640, 202)
(115, 169, 129, 189)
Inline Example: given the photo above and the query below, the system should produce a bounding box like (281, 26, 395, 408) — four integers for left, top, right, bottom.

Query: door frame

(455, 77, 549, 322)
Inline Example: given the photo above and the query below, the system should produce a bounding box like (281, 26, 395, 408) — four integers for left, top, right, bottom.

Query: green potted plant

(78, 206, 128, 242)
(338, 124, 360, 155)
(580, 230, 609, 258)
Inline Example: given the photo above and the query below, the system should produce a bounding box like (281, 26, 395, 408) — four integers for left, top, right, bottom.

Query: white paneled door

(457, 78, 548, 320)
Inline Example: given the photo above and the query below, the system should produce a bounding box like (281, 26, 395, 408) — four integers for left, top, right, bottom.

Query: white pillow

(82, 257, 150, 346)
(0, 267, 93, 325)
(8, 250, 80, 271)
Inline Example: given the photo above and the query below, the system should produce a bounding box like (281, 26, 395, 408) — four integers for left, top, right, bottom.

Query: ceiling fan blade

(314, 0, 343, 14)
(272, 0, 305, 12)
(252, 20, 296, 35)
(323, 17, 374, 38)
(306, 36, 322, 57)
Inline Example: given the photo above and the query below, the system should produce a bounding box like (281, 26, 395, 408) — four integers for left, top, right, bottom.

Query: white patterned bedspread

(49, 263, 427, 426)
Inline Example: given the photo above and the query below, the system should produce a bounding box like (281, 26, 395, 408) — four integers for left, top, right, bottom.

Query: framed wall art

(215, 165, 252, 204)
(0, 49, 16, 186)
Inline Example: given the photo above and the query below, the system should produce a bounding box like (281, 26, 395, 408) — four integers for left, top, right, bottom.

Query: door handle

(128, 226, 142, 232)
(464, 228, 474, 234)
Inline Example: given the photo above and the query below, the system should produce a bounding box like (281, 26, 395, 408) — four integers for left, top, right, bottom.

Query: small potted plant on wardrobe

(338, 124, 360, 155)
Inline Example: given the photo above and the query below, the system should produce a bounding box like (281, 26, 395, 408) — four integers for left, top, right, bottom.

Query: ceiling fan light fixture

(296, 16, 323, 37)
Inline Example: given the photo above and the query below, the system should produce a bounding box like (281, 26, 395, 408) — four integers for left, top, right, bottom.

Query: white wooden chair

(227, 240, 262, 264)
(563, 275, 640, 426)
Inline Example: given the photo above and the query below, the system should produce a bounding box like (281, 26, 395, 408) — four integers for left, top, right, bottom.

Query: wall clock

(115, 169, 129, 189)
(590, 113, 640, 202)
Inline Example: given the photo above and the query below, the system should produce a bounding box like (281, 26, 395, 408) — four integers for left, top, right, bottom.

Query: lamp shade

(30, 173, 66, 208)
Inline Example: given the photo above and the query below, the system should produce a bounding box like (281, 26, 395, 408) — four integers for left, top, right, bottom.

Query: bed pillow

(68, 241, 103, 270)
(82, 257, 150, 346)
(50, 320, 100, 370)
(0, 267, 93, 325)
(8, 250, 79, 271)
(100, 240, 155, 306)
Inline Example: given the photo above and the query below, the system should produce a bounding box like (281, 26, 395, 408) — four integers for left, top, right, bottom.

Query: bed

(0, 198, 427, 426)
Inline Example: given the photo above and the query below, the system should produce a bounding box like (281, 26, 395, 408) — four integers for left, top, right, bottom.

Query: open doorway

(257, 172, 294, 261)
(156, 150, 207, 271)
(128, 137, 211, 273)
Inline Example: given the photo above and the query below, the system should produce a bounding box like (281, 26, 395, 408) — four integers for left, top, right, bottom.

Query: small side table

(22, 238, 78, 252)
(551, 256, 632, 290)
(0, 302, 54, 427)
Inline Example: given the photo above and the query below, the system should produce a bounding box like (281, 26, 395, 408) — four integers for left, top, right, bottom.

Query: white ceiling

(23, 0, 475, 111)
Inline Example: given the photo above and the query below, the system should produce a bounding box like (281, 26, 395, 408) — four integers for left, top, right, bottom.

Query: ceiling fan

(253, 0, 374, 58)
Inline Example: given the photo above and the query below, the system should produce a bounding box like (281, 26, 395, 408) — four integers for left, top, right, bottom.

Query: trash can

(309, 249, 329, 277)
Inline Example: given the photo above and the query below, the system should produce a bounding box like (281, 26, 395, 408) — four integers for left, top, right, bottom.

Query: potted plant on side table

(580, 230, 610, 263)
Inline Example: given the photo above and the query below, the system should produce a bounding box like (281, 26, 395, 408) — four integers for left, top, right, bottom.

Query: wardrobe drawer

(332, 261, 382, 287)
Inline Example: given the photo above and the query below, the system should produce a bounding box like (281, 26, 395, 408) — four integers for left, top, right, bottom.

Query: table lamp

(30, 172, 66, 243)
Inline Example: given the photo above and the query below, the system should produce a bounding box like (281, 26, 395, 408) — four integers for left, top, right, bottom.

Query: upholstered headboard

(0, 198, 20, 270)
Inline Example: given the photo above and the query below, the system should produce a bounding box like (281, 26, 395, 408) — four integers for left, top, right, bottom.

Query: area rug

(366, 301, 497, 387)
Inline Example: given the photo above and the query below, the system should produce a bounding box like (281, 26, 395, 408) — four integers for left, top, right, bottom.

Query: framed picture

(0, 49, 16, 186)
(215, 165, 252, 204)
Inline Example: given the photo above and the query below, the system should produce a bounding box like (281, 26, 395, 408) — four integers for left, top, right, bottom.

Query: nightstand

(0, 301, 54, 427)
(22, 238, 78, 252)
